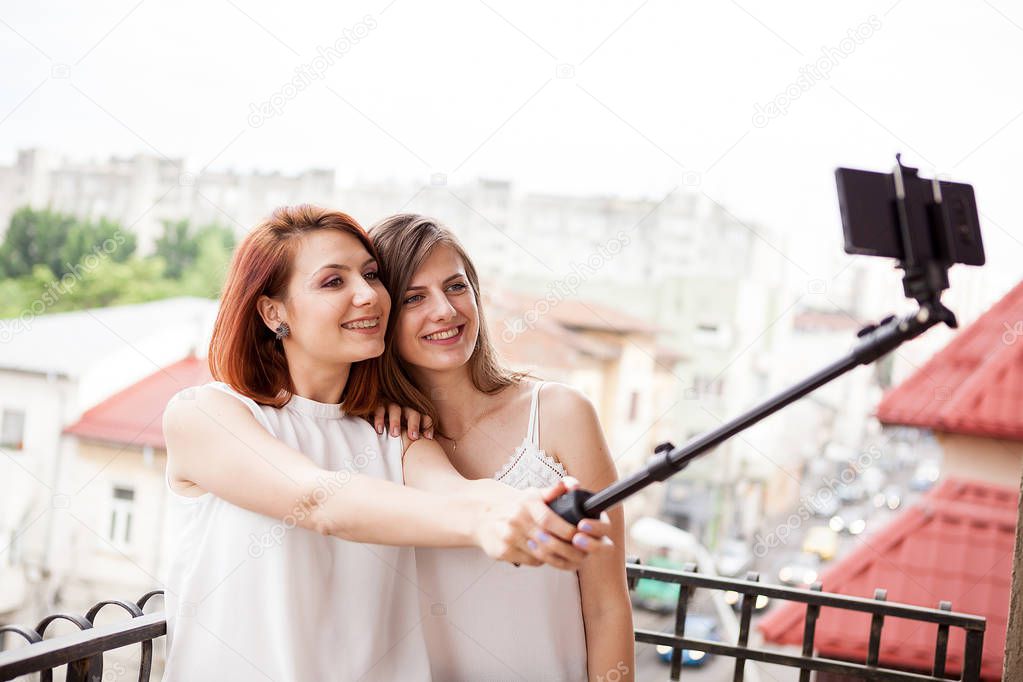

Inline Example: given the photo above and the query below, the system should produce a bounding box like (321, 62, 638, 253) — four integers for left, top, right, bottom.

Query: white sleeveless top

(414, 382, 589, 682)
(162, 381, 431, 682)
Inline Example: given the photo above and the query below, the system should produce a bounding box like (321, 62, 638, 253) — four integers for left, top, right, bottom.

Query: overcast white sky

(2, 0, 1021, 294)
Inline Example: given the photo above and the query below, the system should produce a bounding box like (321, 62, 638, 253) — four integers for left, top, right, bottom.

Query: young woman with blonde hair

(371, 214, 634, 682)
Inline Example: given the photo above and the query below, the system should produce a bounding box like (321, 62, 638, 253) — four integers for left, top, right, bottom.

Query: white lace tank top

(414, 382, 589, 682)
(162, 382, 431, 682)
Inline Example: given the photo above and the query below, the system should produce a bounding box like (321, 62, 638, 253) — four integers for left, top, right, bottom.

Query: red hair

(208, 205, 381, 416)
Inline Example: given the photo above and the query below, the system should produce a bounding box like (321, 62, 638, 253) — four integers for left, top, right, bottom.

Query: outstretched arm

(402, 435, 614, 570)
(165, 386, 481, 546)
(163, 385, 608, 570)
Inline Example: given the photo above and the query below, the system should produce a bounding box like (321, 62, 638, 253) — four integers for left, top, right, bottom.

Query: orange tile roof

(758, 478, 1017, 680)
(489, 290, 659, 335)
(876, 279, 1023, 441)
(63, 356, 212, 449)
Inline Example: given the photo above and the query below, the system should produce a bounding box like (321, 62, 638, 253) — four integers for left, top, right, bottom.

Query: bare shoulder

(538, 381, 598, 425)
(163, 385, 265, 460)
(537, 382, 617, 485)
(164, 384, 248, 430)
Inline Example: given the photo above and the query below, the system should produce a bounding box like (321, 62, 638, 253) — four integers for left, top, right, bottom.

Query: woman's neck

(411, 365, 489, 435)
(286, 353, 351, 404)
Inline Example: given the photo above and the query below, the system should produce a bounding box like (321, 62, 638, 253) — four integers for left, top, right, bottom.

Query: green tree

(0, 207, 136, 280)
(154, 219, 197, 279)
(154, 219, 234, 280)
(0, 207, 75, 278)
(66, 257, 178, 309)
(0, 211, 232, 321)
(177, 226, 236, 298)
(59, 217, 136, 273)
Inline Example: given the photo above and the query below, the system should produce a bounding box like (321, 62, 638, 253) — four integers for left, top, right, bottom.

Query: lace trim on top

(493, 440, 568, 488)
(491, 382, 568, 489)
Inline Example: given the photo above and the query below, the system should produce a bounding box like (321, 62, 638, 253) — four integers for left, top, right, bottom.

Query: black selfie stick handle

(547, 301, 954, 524)
(548, 489, 600, 525)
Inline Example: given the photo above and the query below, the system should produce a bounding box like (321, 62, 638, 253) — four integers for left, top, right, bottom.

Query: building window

(6, 529, 20, 566)
(694, 322, 730, 348)
(109, 486, 135, 547)
(693, 375, 724, 396)
(1, 409, 26, 450)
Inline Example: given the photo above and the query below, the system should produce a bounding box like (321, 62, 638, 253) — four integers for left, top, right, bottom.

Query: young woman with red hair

(160, 205, 611, 681)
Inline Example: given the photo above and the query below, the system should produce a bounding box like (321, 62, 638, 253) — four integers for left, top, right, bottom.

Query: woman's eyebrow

(309, 258, 377, 279)
(406, 273, 464, 291)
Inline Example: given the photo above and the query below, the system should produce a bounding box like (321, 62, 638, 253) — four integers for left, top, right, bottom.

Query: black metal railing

(626, 561, 987, 682)
(0, 566, 987, 682)
(0, 590, 165, 682)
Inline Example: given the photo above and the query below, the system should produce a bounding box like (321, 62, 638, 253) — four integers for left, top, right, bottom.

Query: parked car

(802, 525, 839, 561)
(830, 506, 868, 535)
(628, 517, 699, 613)
(807, 493, 840, 518)
(723, 589, 770, 612)
(859, 467, 885, 495)
(873, 484, 902, 510)
(910, 461, 940, 491)
(714, 539, 753, 578)
(655, 614, 719, 667)
(837, 481, 867, 503)
(778, 552, 821, 587)
(632, 553, 685, 613)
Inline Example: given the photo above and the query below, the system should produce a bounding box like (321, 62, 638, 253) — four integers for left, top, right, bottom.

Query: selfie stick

(549, 300, 956, 523)
(550, 156, 973, 524)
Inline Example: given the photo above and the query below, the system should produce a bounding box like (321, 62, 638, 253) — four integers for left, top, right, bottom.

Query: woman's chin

(413, 350, 472, 372)
(344, 339, 386, 361)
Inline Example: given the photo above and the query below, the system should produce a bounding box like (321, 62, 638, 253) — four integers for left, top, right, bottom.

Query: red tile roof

(759, 478, 1017, 680)
(485, 294, 621, 370)
(64, 356, 212, 449)
(489, 290, 659, 335)
(876, 279, 1023, 441)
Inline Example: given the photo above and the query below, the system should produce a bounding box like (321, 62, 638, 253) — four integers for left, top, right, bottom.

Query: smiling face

(394, 244, 480, 374)
(260, 229, 391, 367)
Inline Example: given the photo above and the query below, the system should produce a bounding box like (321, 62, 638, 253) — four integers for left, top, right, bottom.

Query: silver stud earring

(275, 321, 290, 340)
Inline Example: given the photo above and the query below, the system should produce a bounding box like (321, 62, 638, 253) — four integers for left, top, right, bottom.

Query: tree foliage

(0, 206, 235, 318)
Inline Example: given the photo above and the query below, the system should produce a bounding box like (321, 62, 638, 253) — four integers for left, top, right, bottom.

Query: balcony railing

(0, 564, 987, 682)
(626, 561, 986, 682)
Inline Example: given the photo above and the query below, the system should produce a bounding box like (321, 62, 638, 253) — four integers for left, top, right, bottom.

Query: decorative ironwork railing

(0, 564, 986, 681)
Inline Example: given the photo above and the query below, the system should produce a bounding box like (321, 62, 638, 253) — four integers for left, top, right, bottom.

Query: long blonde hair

(369, 214, 525, 429)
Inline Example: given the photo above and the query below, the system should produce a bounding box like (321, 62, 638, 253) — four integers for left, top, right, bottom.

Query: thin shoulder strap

(525, 381, 544, 446)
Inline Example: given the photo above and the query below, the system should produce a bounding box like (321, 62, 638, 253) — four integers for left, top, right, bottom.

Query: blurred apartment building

(0, 147, 919, 552)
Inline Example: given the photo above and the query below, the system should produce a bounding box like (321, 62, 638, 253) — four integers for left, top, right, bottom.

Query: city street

(632, 453, 928, 681)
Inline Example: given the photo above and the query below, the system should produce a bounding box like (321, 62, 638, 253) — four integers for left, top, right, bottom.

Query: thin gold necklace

(439, 424, 472, 454)
(438, 403, 494, 453)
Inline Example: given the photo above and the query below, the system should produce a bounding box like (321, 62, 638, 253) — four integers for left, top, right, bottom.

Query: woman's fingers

(493, 489, 611, 571)
(404, 408, 421, 440)
(570, 534, 614, 563)
(422, 414, 434, 439)
(576, 512, 612, 540)
(527, 529, 587, 568)
(539, 478, 568, 504)
(571, 511, 613, 557)
(386, 403, 402, 438)
(527, 492, 578, 542)
(505, 547, 542, 567)
(373, 404, 386, 435)
(561, 475, 581, 491)
(572, 512, 614, 556)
